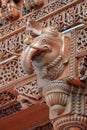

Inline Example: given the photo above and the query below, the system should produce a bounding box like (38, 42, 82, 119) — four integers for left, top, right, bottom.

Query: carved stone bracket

(21, 21, 87, 130)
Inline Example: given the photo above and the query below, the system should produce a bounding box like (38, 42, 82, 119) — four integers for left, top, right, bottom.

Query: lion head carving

(22, 21, 70, 81)
(21, 21, 71, 119)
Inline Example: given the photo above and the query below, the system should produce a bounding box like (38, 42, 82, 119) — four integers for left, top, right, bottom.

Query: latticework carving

(16, 80, 40, 99)
(0, 30, 27, 60)
(40, 0, 87, 31)
(0, 91, 16, 108)
(15, 80, 44, 109)
(78, 56, 87, 83)
(0, 0, 86, 38)
(0, 0, 87, 129)
(76, 27, 87, 54)
(0, 34, 22, 60)
(0, 57, 26, 85)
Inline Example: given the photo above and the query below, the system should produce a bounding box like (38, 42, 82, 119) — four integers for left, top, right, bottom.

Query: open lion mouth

(31, 50, 46, 61)
(30, 45, 50, 62)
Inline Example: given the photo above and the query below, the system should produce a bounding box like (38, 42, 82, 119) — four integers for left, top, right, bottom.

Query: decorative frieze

(0, 0, 86, 38)
(0, 0, 86, 62)
(40, 0, 87, 31)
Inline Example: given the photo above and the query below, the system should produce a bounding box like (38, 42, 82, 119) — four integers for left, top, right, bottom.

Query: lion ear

(29, 21, 42, 37)
(62, 35, 70, 64)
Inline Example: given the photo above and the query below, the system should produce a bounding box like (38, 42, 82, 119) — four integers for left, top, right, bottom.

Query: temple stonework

(0, 0, 87, 130)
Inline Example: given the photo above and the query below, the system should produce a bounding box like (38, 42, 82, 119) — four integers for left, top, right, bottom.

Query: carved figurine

(24, 0, 44, 9)
(21, 21, 87, 130)
(0, 0, 21, 21)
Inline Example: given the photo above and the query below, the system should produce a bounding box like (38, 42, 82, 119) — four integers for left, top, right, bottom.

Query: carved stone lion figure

(21, 21, 71, 120)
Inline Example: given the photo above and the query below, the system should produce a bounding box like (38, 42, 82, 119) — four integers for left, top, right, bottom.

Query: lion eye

(42, 39, 47, 43)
